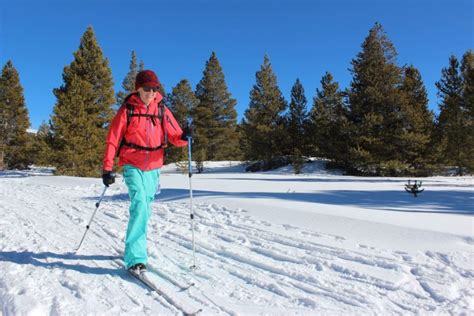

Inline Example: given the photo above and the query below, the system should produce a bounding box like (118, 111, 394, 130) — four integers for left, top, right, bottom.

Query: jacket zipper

(145, 105, 150, 169)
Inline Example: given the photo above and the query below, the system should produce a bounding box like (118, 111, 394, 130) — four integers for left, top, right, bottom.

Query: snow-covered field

(0, 161, 472, 315)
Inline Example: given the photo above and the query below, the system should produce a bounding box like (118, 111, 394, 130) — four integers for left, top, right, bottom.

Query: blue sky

(1, 0, 472, 129)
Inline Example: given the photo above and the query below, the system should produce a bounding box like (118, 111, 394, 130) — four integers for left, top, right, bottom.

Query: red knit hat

(135, 70, 160, 90)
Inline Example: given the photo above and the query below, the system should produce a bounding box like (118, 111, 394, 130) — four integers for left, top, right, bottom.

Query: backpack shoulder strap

(116, 94, 137, 157)
(125, 103, 134, 127)
(122, 93, 137, 127)
(158, 101, 168, 148)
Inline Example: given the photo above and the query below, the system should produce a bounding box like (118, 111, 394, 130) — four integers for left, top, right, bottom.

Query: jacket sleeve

(102, 106, 128, 171)
(163, 106, 188, 148)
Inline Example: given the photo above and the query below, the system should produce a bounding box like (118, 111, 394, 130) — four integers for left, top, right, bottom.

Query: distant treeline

(0, 23, 472, 176)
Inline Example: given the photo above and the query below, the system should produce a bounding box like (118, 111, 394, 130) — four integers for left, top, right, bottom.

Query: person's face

(138, 86, 158, 105)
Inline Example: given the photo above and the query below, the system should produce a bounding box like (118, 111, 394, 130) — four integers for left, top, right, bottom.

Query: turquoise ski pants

(123, 165, 160, 269)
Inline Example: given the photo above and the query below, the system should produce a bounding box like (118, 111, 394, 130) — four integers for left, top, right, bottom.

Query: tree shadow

(84, 186, 473, 216)
(156, 188, 473, 215)
(0, 251, 123, 276)
(0, 169, 54, 178)
(0, 171, 31, 178)
(208, 177, 447, 184)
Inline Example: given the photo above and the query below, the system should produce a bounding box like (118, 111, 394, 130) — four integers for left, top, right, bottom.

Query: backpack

(116, 94, 168, 157)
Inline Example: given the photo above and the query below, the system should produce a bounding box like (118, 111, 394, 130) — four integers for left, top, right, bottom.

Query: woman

(102, 70, 188, 273)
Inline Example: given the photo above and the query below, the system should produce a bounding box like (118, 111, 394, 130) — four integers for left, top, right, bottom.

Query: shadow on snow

(0, 251, 122, 276)
(205, 177, 448, 184)
(90, 188, 473, 216)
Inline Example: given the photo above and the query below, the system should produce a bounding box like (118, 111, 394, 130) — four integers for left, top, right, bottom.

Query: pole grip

(187, 136, 193, 175)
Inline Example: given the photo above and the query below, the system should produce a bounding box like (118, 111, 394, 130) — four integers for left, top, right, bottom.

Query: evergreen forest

(1, 24, 472, 176)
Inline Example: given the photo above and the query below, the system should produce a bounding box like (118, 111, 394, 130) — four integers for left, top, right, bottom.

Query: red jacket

(103, 92, 187, 171)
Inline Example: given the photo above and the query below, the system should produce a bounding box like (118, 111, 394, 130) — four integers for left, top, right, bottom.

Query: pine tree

(436, 55, 471, 175)
(50, 26, 115, 177)
(286, 79, 308, 173)
(461, 50, 474, 173)
(116, 50, 141, 107)
(194, 52, 240, 166)
(167, 79, 199, 166)
(310, 72, 350, 165)
(347, 22, 406, 175)
(399, 65, 435, 175)
(31, 121, 54, 166)
(241, 55, 287, 165)
(0, 60, 32, 170)
(292, 148, 305, 174)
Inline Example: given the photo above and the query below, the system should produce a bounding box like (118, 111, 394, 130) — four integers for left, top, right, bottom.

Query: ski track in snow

(0, 171, 473, 315)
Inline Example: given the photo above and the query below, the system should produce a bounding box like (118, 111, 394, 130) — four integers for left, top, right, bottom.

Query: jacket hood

(125, 92, 163, 109)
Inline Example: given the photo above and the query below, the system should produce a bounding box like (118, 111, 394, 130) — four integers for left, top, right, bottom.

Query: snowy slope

(0, 162, 473, 315)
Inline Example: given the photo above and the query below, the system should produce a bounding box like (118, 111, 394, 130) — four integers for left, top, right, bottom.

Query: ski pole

(187, 136, 197, 270)
(76, 185, 108, 252)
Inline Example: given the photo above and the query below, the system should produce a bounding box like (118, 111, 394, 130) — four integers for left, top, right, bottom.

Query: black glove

(102, 171, 115, 187)
(181, 125, 192, 141)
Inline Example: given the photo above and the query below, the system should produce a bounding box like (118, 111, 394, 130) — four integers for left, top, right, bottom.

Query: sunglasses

(142, 86, 159, 92)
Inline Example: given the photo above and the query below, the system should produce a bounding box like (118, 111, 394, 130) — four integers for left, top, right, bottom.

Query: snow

(0, 161, 473, 315)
